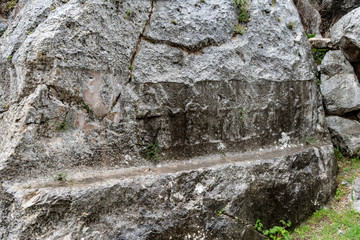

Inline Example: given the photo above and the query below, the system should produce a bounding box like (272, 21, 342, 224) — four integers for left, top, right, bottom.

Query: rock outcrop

(0, 0, 337, 238)
(294, 0, 360, 37)
(326, 116, 360, 156)
(320, 50, 360, 115)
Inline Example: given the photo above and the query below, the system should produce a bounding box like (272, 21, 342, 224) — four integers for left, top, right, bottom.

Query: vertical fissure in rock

(128, 0, 154, 81)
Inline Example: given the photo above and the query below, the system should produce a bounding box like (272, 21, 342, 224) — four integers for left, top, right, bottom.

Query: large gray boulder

(330, 7, 360, 63)
(1, 145, 336, 239)
(326, 116, 360, 156)
(294, 0, 360, 36)
(320, 50, 360, 115)
(0, 0, 336, 238)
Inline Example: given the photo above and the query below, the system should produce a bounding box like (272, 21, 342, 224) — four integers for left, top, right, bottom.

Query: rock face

(294, 0, 360, 37)
(320, 50, 360, 115)
(330, 7, 360, 63)
(1, 145, 336, 239)
(0, 0, 337, 238)
(326, 116, 360, 156)
(350, 178, 360, 212)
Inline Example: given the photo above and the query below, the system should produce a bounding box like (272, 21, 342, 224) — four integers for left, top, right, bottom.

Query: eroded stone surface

(330, 7, 360, 63)
(0, 145, 336, 239)
(0, 0, 328, 181)
(320, 50, 360, 115)
(0, 0, 337, 238)
(326, 116, 360, 156)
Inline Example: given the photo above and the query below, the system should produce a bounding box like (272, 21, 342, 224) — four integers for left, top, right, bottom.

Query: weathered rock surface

(330, 7, 360, 63)
(0, 145, 336, 239)
(0, 0, 325, 180)
(294, 0, 360, 36)
(320, 50, 360, 115)
(350, 178, 360, 212)
(309, 38, 338, 50)
(326, 116, 360, 156)
(0, 0, 337, 238)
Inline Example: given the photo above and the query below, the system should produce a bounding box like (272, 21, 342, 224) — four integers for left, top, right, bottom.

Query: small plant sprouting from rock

(306, 32, 316, 39)
(287, 21, 295, 30)
(217, 207, 226, 216)
(305, 136, 318, 145)
(334, 147, 345, 162)
(126, 9, 130, 20)
(238, 108, 246, 120)
(233, 24, 247, 35)
(6, 0, 17, 11)
(255, 219, 291, 240)
(316, 77, 322, 86)
(233, 0, 250, 35)
(56, 121, 70, 131)
(312, 48, 328, 65)
(218, 142, 227, 157)
(53, 172, 67, 182)
(81, 103, 91, 113)
(146, 142, 160, 161)
(0, 98, 9, 110)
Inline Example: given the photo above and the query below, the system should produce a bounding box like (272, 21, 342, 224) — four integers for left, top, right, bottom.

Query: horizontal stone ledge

(309, 38, 339, 50)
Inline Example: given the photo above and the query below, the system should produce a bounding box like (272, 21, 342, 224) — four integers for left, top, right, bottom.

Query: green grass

(291, 150, 360, 239)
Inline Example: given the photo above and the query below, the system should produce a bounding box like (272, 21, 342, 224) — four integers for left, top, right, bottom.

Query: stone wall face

(0, 0, 337, 238)
(0, 0, 327, 180)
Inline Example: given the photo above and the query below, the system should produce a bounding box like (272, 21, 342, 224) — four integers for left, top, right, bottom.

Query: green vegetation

(233, 24, 247, 35)
(56, 121, 70, 131)
(146, 142, 160, 161)
(255, 219, 291, 240)
(312, 48, 328, 65)
(6, 0, 17, 11)
(238, 108, 246, 120)
(217, 207, 226, 216)
(7, 55, 12, 61)
(305, 136, 318, 145)
(81, 103, 91, 113)
(306, 32, 316, 39)
(171, 19, 178, 25)
(0, 98, 9, 110)
(126, 9, 130, 20)
(53, 172, 67, 182)
(233, 0, 250, 35)
(291, 149, 360, 239)
(316, 77, 322, 86)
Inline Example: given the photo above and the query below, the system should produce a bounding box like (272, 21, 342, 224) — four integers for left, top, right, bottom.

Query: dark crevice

(142, 35, 223, 54)
(128, 0, 155, 80)
(111, 92, 121, 108)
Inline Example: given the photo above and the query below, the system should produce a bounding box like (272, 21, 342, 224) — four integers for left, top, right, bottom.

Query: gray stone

(294, 0, 360, 37)
(0, 145, 336, 239)
(309, 38, 338, 50)
(0, 0, 336, 237)
(326, 116, 360, 156)
(330, 7, 360, 63)
(350, 178, 360, 212)
(320, 50, 360, 115)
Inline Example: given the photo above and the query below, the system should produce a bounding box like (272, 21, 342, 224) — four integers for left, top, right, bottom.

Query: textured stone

(0, 145, 336, 239)
(330, 7, 360, 63)
(320, 50, 360, 115)
(326, 116, 360, 156)
(0, 0, 326, 181)
(350, 178, 360, 212)
(0, 0, 336, 238)
(309, 38, 338, 50)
